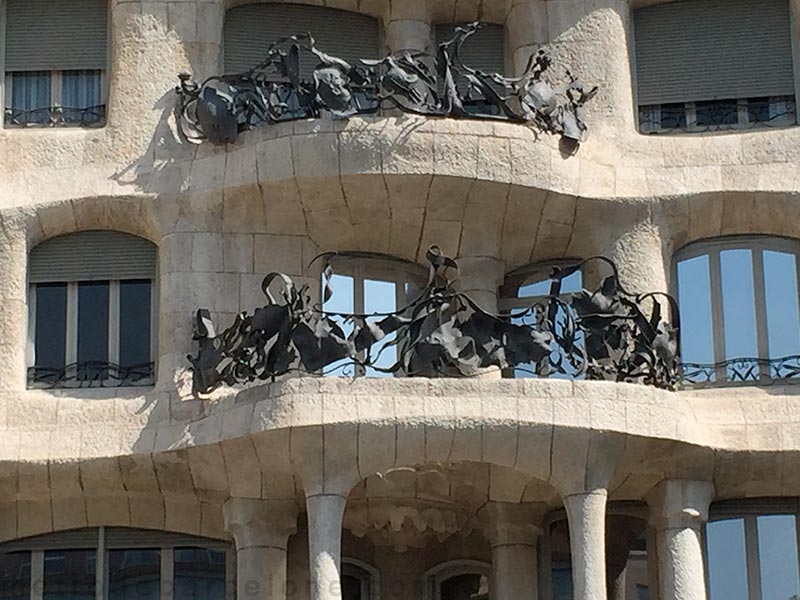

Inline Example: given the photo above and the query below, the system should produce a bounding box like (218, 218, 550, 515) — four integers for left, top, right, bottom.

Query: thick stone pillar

(223, 499, 299, 600)
(306, 493, 348, 600)
(482, 503, 545, 600)
(382, 0, 431, 55)
(506, 0, 548, 76)
(647, 480, 714, 600)
(0, 216, 28, 391)
(564, 490, 609, 600)
(457, 256, 504, 314)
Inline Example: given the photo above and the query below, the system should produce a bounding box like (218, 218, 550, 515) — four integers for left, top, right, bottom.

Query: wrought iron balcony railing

(188, 247, 680, 395)
(680, 355, 800, 388)
(4, 105, 106, 128)
(175, 23, 596, 148)
(27, 362, 155, 389)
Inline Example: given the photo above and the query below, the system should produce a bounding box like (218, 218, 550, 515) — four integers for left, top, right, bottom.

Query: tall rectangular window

(108, 549, 161, 600)
(634, 0, 796, 133)
(4, 0, 108, 127)
(43, 550, 95, 600)
(0, 552, 30, 600)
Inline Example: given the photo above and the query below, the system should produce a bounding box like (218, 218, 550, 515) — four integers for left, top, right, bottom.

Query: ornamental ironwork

(4, 105, 106, 128)
(175, 23, 597, 146)
(681, 355, 800, 388)
(188, 247, 680, 395)
(27, 362, 155, 389)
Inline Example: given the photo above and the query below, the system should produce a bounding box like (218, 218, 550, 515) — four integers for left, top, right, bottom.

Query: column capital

(480, 502, 546, 547)
(223, 498, 299, 550)
(646, 479, 714, 531)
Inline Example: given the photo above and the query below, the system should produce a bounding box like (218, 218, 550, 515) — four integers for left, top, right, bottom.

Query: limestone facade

(1, 0, 800, 599)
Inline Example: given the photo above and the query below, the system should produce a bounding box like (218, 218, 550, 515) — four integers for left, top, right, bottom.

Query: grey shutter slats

(29, 231, 157, 283)
(5, 0, 108, 71)
(105, 528, 228, 548)
(634, 0, 796, 105)
(434, 23, 506, 77)
(223, 3, 380, 78)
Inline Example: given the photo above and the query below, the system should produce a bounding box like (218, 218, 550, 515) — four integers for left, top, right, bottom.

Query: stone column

(564, 490, 609, 600)
(457, 256, 504, 314)
(506, 0, 548, 76)
(482, 503, 545, 600)
(306, 493, 348, 600)
(0, 216, 28, 391)
(223, 499, 299, 600)
(382, 0, 431, 55)
(647, 480, 714, 600)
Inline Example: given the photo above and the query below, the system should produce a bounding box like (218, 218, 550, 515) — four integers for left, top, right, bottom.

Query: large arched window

(423, 561, 491, 600)
(0, 528, 230, 600)
(675, 236, 800, 386)
(27, 231, 157, 389)
(322, 254, 427, 377)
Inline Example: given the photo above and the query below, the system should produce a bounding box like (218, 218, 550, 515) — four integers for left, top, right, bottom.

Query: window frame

(0, 527, 234, 600)
(0, 0, 111, 129)
(704, 499, 800, 600)
(27, 278, 157, 388)
(322, 253, 428, 377)
(673, 235, 800, 385)
(342, 558, 381, 600)
(422, 559, 491, 600)
(499, 259, 584, 313)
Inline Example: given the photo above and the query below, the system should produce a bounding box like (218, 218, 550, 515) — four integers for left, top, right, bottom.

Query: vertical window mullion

(96, 526, 106, 600)
(225, 548, 236, 600)
(108, 281, 120, 370)
(744, 515, 763, 600)
(708, 250, 727, 380)
(751, 248, 771, 381)
(31, 550, 43, 600)
(66, 282, 79, 375)
(161, 547, 174, 600)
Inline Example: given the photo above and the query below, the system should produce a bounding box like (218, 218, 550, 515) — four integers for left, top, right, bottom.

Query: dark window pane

(43, 550, 95, 600)
(0, 551, 31, 600)
(34, 283, 68, 371)
(696, 100, 738, 128)
(174, 547, 226, 600)
(342, 574, 362, 600)
(77, 281, 109, 382)
(440, 574, 486, 600)
(119, 280, 152, 369)
(552, 568, 573, 600)
(108, 549, 160, 600)
(747, 97, 771, 124)
(706, 519, 748, 600)
(660, 103, 686, 130)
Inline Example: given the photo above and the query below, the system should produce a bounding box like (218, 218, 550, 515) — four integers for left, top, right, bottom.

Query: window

(675, 236, 800, 386)
(28, 231, 157, 389)
(634, 0, 796, 133)
(3, 0, 108, 127)
(223, 4, 380, 119)
(342, 559, 380, 600)
(434, 23, 506, 114)
(705, 503, 800, 600)
(499, 261, 583, 379)
(423, 561, 491, 600)
(322, 255, 427, 377)
(0, 529, 230, 600)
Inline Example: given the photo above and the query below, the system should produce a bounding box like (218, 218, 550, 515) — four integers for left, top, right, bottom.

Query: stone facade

(1, 1, 800, 599)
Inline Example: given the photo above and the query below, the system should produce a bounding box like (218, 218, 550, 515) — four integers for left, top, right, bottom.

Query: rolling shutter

(434, 23, 506, 77)
(5, 0, 108, 71)
(29, 231, 157, 283)
(634, 0, 796, 105)
(223, 3, 380, 77)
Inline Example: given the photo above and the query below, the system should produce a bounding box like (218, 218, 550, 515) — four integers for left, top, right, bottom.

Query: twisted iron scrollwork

(4, 105, 106, 128)
(175, 23, 596, 146)
(188, 247, 680, 396)
(27, 362, 155, 389)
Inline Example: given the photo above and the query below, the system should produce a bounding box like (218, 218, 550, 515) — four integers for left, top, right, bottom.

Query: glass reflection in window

(0, 552, 30, 600)
(43, 549, 95, 600)
(174, 547, 226, 600)
(108, 549, 160, 600)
